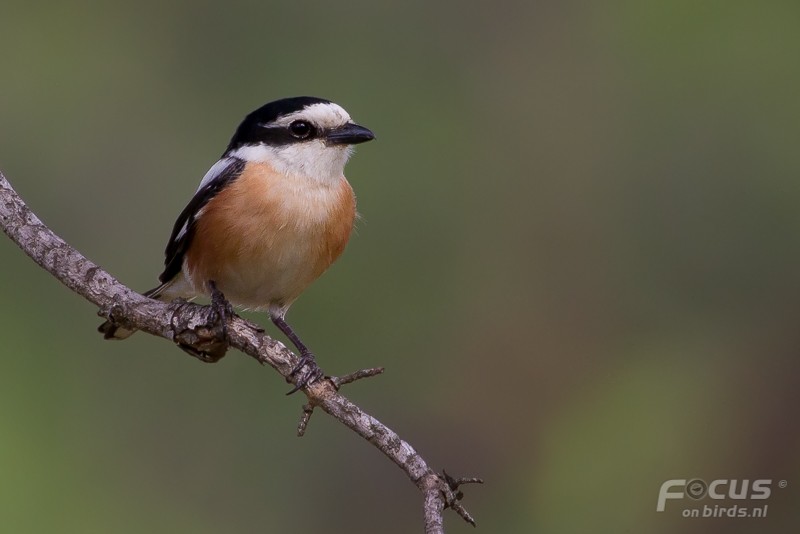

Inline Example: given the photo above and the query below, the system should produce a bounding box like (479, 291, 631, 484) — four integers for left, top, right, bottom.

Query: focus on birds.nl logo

(656, 478, 788, 518)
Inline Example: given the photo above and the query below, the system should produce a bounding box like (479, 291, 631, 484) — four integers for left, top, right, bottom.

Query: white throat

(231, 142, 353, 184)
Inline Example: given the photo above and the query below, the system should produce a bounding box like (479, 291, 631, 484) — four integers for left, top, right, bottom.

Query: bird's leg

(271, 314, 324, 393)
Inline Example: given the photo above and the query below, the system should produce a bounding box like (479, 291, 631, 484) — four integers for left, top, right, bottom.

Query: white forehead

(272, 102, 352, 129)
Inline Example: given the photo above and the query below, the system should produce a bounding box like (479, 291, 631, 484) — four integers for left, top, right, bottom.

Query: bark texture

(0, 170, 479, 533)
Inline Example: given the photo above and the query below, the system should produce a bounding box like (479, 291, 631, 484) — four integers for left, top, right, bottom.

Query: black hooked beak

(325, 122, 375, 145)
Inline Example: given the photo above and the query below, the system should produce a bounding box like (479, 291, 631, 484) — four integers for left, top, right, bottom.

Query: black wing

(158, 157, 246, 283)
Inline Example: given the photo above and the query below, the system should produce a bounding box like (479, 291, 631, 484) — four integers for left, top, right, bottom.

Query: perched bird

(99, 96, 374, 389)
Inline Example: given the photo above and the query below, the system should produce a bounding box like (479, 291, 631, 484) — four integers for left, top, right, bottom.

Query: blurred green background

(1, 1, 799, 532)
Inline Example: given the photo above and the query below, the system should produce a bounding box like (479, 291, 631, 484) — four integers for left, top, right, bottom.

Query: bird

(99, 96, 375, 390)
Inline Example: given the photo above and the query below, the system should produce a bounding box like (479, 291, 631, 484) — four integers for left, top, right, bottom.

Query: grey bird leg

(271, 314, 324, 394)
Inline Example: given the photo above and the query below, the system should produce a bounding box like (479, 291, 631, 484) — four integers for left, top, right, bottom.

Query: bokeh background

(1, 1, 799, 532)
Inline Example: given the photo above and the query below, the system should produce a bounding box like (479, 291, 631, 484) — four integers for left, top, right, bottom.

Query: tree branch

(0, 170, 480, 533)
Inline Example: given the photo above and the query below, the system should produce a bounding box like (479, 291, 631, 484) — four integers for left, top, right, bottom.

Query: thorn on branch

(442, 470, 484, 527)
(297, 403, 315, 437)
(295, 368, 384, 436)
(329, 367, 385, 389)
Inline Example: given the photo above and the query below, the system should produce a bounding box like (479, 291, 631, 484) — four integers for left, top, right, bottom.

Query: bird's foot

(286, 352, 325, 395)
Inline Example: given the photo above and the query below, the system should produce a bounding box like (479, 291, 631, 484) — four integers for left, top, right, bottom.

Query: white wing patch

(197, 157, 238, 191)
(173, 157, 238, 241)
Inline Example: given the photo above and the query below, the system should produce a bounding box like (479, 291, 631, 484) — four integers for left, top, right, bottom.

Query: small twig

(298, 368, 384, 436)
(443, 471, 485, 492)
(297, 403, 315, 437)
(0, 170, 480, 533)
(450, 501, 478, 527)
(330, 366, 385, 389)
(443, 471, 485, 526)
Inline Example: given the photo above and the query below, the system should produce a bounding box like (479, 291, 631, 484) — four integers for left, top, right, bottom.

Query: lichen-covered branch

(0, 170, 479, 534)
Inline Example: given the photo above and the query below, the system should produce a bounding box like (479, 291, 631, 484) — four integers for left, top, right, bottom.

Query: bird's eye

(289, 120, 314, 139)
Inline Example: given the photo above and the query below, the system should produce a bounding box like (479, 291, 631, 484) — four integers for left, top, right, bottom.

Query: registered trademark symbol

(779, 480, 787, 489)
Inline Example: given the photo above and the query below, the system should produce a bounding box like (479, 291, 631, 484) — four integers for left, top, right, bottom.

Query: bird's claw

(286, 353, 324, 395)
